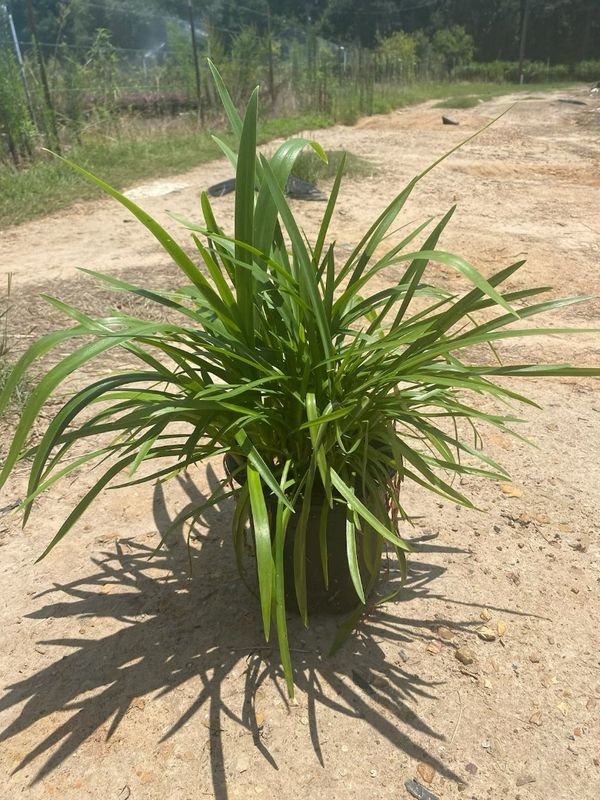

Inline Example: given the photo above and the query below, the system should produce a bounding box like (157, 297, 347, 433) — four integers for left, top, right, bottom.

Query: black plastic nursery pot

(224, 455, 382, 615)
(277, 487, 381, 615)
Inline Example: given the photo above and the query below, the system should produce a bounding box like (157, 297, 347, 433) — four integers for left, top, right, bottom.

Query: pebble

(556, 701, 569, 716)
(477, 626, 496, 642)
(480, 609, 492, 621)
(516, 774, 536, 787)
(436, 626, 455, 641)
(528, 653, 541, 663)
(416, 762, 436, 785)
(455, 646, 475, 666)
(465, 763, 478, 775)
(501, 483, 523, 497)
(529, 711, 542, 726)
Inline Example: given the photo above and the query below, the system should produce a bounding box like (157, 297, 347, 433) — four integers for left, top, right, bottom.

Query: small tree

(165, 21, 197, 101)
(432, 25, 474, 77)
(84, 28, 120, 120)
(228, 26, 269, 106)
(376, 30, 418, 80)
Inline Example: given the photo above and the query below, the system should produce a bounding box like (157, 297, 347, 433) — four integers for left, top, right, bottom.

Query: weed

(0, 275, 28, 414)
(291, 149, 374, 185)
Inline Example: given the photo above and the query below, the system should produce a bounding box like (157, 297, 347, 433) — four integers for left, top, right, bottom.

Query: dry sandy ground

(1, 87, 600, 800)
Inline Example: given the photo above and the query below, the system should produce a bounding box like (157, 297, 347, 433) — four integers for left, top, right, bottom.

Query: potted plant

(0, 65, 597, 697)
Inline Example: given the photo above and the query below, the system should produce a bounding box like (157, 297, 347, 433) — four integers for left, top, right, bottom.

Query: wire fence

(2, 6, 599, 167)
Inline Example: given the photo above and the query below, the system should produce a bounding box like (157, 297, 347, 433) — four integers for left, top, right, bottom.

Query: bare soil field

(1, 87, 599, 800)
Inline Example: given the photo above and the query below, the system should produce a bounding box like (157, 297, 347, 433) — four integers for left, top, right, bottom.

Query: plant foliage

(1, 64, 598, 696)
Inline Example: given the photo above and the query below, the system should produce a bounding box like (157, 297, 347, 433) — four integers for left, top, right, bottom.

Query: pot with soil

(1, 64, 598, 699)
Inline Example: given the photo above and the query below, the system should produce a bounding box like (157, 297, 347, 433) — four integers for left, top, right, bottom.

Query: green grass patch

(0, 113, 332, 229)
(433, 95, 483, 108)
(291, 149, 374, 185)
(371, 80, 578, 114)
(0, 81, 581, 229)
(431, 81, 581, 109)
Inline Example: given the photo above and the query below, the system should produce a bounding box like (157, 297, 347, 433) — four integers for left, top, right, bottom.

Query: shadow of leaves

(1, 465, 480, 797)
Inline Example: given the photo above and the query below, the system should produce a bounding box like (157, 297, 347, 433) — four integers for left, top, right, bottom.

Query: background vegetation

(8, 1, 600, 61)
(1, 1, 597, 225)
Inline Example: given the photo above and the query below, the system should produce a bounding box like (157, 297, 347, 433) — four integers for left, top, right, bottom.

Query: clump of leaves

(0, 64, 598, 696)
(291, 148, 374, 185)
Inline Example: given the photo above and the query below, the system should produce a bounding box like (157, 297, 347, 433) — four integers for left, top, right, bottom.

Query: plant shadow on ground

(1, 466, 517, 797)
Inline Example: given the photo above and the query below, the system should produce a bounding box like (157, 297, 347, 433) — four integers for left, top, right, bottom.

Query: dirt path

(1, 88, 600, 800)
